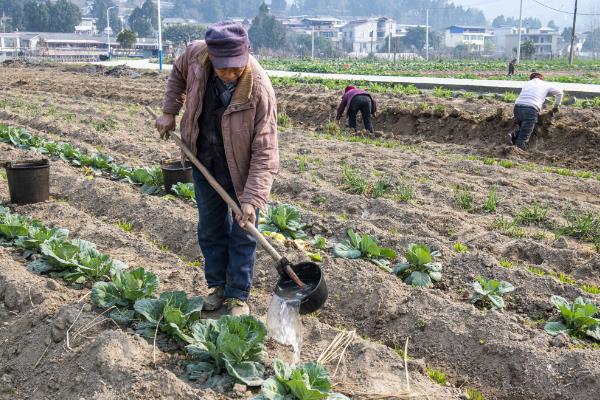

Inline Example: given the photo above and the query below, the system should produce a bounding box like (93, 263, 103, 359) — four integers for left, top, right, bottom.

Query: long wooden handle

(146, 107, 304, 287)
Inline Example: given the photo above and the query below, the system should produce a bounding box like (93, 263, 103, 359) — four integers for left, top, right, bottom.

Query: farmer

(510, 72, 563, 150)
(335, 85, 377, 133)
(154, 21, 278, 316)
(507, 58, 517, 76)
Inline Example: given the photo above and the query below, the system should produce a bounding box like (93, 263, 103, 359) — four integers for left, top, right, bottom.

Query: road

(93, 59, 600, 98)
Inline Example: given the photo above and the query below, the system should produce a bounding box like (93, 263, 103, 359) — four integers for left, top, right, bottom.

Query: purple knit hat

(205, 21, 249, 69)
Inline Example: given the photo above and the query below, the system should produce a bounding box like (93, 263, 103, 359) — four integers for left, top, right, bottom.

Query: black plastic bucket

(160, 159, 192, 194)
(275, 261, 328, 315)
(5, 159, 50, 204)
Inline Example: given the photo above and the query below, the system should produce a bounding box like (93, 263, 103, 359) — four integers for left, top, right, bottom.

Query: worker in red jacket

(335, 85, 377, 133)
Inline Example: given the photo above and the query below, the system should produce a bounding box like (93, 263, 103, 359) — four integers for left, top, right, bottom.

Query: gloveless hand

(236, 203, 256, 229)
(155, 113, 176, 140)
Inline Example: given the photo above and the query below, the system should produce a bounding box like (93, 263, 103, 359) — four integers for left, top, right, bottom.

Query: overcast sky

(451, 0, 600, 29)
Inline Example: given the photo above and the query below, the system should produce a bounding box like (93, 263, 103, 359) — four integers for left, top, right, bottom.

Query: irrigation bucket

(160, 159, 192, 194)
(274, 261, 328, 315)
(5, 159, 50, 204)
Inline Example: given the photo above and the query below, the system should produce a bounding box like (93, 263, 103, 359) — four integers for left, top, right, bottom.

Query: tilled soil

(0, 64, 600, 399)
(0, 64, 599, 171)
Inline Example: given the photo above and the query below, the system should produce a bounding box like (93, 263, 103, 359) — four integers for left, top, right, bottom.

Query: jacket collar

(196, 45, 253, 107)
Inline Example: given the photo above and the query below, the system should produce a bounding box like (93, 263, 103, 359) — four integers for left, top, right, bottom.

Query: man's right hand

(155, 113, 176, 140)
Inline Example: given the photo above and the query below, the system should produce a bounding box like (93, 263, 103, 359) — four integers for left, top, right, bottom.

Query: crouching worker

(510, 72, 563, 150)
(335, 85, 377, 133)
(154, 21, 279, 316)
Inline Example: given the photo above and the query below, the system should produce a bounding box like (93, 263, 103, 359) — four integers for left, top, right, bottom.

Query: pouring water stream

(266, 283, 315, 365)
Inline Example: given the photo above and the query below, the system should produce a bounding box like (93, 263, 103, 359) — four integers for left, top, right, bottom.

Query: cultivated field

(260, 58, 600, 85)
(0, 63, 600, 400)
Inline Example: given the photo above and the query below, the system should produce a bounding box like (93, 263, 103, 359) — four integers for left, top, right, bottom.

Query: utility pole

(569, 0, 578, 65)
(425, 8, 429, 60)
(516, 0, 523, 63)
(311, 25, 314, 59)
(157, 0, 163, 71)
(370, 30, 373, 56)
(107, 6, 116, 59)
(388, 21, 391, 56)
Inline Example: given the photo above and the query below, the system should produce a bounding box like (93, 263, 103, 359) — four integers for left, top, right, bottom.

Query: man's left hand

(236, 203, 256, 229)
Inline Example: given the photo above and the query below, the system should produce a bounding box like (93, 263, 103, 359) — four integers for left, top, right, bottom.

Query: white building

(162, 18, 199, 27)
(282, 16, 344, 42)
(341, 17, 395, 54)
(74, 17, 98, 35)
(492, 26, 523, 52)
(504, 27, 561, 57)
(444, 25, 489, 51)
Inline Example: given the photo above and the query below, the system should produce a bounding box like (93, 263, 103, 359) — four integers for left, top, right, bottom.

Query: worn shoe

(224, 298, 249, 316)
(203, 286, 225, 311)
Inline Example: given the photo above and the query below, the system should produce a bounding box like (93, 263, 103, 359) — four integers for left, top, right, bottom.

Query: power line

(531, 0, 600, 16)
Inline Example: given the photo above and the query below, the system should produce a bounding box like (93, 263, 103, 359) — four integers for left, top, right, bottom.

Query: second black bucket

(161, 159, 193, 194)
(5, 159, 50, 204)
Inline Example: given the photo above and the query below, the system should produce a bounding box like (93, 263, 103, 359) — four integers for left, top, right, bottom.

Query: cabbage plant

(259, 203, 307, 239)
(544, 295, 600, 341)
(254, 359, 349, 400)
(186, 315, 267, 387)
(393, 243, 442, 288)
(333, 229, 397, 271)
(134, 291, 203, 342)
(92, 268, 159, 324)
(470, 276, 514, 310)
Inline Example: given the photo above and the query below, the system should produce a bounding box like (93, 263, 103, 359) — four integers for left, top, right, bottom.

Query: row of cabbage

(0, 206, 347, 399)
(0, 124, 195, 201)
(260, 203, 600, 344)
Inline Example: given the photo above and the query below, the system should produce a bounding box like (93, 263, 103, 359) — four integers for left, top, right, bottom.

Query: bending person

(336, 85, 377, 133)
(510, 72, 563, 150)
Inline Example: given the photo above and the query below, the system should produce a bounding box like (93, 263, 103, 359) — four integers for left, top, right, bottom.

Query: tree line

(0, 0, 81, 32)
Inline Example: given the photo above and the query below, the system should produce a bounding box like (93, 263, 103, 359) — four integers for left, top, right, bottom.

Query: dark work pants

(348, 94, 374, 132)
(192, 164, 257, 301)
(512, 104, 539, 149)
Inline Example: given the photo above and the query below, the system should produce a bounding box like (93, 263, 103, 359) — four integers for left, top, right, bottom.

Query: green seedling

(498, 159, 514, 168)
(392, 182, 414, 203)
(453, 242, 468, 253)
(323, 120, 340, 135)
(471, 276, 515, 310)
(312, 235, 327, 250)
(341, 163, 369, 195)
(393, 243, 442, 288)
(454, 186, 474, 211)
(432, 86, 452, 98)
(517, 202, 549, 225)
(117, 220, 133, 232)
(426, 368, 447, 385)
(483, 187, 498, 213)
(548, 271, 576, 285)
(371, 179, 393, 198)
(466, 388, 485, 400)
(581, 284, 600, 295)
(527, 266, 546, 276)
(295, 155, 310, 172)
(560, 210, 600, 243)
(277, 112, 290, 128)
(499, 259, 513, 269)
